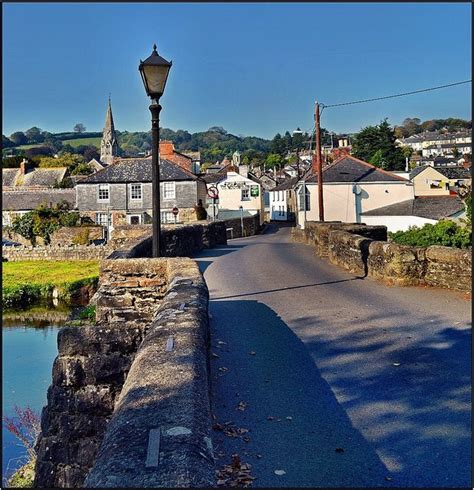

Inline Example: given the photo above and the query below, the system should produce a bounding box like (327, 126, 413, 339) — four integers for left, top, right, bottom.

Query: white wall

(297, 181, 414, 228)
(269, 189, 288, 221)
(362, 215, 437, 232)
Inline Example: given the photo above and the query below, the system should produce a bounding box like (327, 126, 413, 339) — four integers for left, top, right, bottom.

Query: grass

(2, 260, 99, 308)
(61, 137, 101, 148)
(7, 460, 35, 487)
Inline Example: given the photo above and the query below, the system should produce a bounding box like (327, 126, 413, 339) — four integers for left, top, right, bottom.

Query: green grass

(61, 137, 102, 148)
(2, 260, 99, 308)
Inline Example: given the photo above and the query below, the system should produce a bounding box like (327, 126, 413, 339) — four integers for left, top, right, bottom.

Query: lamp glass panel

(142, 64, 169, 96)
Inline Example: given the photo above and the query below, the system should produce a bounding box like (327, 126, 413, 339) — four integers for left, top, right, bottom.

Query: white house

(203, 169, 264, 224)
(296, 155, 415, 228)
(269, 177, 298, 221)
(361, 195, 466, 232)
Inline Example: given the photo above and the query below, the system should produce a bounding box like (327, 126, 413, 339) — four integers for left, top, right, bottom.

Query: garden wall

(2, 244, 111, 262)
(294, 222, 471, 292)
(34, 258, 214, 488)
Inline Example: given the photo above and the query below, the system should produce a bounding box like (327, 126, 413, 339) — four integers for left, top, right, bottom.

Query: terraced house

(75, 156, 207, 235)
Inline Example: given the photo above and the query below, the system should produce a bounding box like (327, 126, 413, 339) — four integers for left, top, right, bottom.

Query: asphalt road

(193, 223, 471, 488)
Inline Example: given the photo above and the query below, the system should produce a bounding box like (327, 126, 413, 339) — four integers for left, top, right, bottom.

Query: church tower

(100, 97, 119, 165)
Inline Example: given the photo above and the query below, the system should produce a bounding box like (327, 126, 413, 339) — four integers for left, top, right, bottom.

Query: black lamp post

(139, 44, 172, 257)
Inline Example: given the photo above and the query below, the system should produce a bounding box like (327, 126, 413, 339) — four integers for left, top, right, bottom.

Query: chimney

(20, 158, 30, 175)
(159, 141, 175, 158)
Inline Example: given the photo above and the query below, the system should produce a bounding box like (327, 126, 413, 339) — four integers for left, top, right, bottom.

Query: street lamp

(292, 127, 303, 178)
(139, 44, 172, 257)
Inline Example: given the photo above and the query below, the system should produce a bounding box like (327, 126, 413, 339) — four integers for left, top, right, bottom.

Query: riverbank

(2, 260, 99, 308)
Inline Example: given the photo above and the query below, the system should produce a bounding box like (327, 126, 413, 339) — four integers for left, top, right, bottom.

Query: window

(161, 210, 175, 223)
(98, 184, 110, 201)
(96, 213, 111, 226)
(163, 182, 176, 200)
(241, 187, 250, 201)
(128, 215, 141, 225)
(130, 184, 142, 200)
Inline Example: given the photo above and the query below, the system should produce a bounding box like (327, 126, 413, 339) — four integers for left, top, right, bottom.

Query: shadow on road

(209, 298, 391, 487)
(212, 277, 364, 300)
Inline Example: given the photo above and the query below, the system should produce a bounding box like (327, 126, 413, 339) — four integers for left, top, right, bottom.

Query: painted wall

(362, 215, 437, 232)
(213, 172, 264, 222)
(297, 181, 414, 227)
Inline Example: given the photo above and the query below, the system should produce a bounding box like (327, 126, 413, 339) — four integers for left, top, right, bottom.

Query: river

(2, 313, 66, 484)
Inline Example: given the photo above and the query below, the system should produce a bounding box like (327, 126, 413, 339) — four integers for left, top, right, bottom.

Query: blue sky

(2, 2, 471, 138)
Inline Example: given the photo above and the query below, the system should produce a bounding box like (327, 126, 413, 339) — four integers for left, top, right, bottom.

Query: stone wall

(295, 221, 471, 292)
(2, 244, 112, 262)
(223, 214, 261, 239)
(109, 221, 229, 259)
(2, 226, 104, 248)
(34, 258, 214, 488)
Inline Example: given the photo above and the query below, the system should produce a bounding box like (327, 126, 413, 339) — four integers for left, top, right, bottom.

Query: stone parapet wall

(2, 244, 112, 262)
(294, 221, 471, 292)
(223, 214, 261, 239)
(85, 260, 213, 488)
(34, 258, 214, 488)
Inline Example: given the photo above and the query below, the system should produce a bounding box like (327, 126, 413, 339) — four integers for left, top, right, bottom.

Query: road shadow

(209, 299, 392, 487)
(290, 310, 471, 487)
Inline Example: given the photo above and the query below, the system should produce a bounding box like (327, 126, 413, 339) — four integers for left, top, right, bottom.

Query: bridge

(33, 219, 471, 488)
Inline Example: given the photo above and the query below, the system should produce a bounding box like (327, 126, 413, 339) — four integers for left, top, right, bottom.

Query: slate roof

(409, 165, 471, 180)
(2, 167, 68, 188)
(272, 176, 299, 191)
(76, 157, 198, 184)
(2, 189, 76, 211)
(202, 173, 226, 184)
(304, 155, 408, 183)
(361, 195, 465, 220)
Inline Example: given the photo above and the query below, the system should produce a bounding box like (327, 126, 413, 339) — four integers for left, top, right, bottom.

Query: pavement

(193, 223, 471, 488)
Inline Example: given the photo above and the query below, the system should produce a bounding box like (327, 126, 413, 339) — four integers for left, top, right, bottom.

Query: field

(3, 260, 100, 308)
(14, 136, 101, 151)
(61, 137, 102, 148)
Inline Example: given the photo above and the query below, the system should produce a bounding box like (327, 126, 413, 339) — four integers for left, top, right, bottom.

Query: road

(193, 224, 471, 488)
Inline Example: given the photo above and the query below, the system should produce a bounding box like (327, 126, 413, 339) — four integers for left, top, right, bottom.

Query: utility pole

(313, 101, 325, 221)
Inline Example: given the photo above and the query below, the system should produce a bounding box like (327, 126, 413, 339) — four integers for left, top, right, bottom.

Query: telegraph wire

(320, 79, 472, 109)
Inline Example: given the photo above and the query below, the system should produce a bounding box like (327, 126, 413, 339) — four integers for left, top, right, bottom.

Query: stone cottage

(75, 156, 207, 234)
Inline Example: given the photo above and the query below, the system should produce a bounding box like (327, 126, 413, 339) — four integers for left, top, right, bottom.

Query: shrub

(78, 304, 96, 321)
(389, 220, 472, 249)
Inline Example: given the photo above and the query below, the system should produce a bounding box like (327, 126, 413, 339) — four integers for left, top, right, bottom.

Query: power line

(321, 79, 472, 109)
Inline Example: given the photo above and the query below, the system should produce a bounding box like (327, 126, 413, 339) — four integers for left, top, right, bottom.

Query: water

(2, 314, 65, 483)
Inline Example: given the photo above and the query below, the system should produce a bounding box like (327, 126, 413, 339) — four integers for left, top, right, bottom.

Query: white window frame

(163, 181, 176, 200)
(98, 184, 110, 202)
(128, 214, 142, 225)
(160, 210, 176, 223)
(96, 212, 111, 226)
(130, 184, 142, 200)
(241, 187, 250, 201)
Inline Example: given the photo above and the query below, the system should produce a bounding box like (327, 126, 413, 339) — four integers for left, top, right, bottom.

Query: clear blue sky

(2, 2, 471, 139)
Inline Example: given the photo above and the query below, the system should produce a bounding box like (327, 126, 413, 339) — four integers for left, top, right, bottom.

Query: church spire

(100, 96, 119, 165)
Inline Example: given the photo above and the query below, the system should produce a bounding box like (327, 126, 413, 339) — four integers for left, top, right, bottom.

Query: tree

(44, 137, 63, 153)
(74, 123, 86, 133)
(2, 135, 14, 148)
(82, 146, 100, 162)
(9, 131, 28, 145)
(25, 147, 54, 158)
(352, 119, 405, 170)
(25, 127, 44, 143)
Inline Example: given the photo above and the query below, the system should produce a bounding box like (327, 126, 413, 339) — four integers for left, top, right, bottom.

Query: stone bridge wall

(294, 222, 471, 292)
(34, 258, 213, 488)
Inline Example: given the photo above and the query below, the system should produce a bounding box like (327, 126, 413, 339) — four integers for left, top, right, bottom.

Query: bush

(78, 304, 96, 321)
(389, 220, 472, 249)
